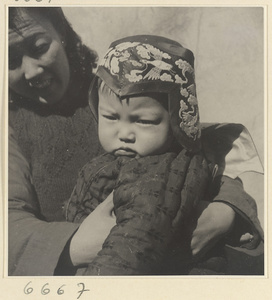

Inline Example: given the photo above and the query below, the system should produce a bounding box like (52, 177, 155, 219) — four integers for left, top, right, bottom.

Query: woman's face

(9, 9, 70, 105)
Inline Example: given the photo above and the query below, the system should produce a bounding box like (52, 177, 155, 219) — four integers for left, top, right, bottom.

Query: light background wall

(63, 7, 264, 226)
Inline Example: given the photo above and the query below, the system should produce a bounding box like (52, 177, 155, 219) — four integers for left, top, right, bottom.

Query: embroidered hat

(89, 35, 201, 152)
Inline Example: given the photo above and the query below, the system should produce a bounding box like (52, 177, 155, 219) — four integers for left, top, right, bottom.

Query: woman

(8, 7, 117, 275)
(8, 7, 263, 276)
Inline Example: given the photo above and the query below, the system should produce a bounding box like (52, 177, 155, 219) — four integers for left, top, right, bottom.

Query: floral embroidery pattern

(99, 41, 200, 141)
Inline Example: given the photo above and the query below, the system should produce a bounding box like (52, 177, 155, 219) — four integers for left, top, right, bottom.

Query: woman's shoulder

(9, 99, 101, 164)
(200, 123, 263, 179)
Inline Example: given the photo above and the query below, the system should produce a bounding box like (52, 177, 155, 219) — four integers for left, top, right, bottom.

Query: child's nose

(118, 126, 135, 143)
(22, 55, 44, 80)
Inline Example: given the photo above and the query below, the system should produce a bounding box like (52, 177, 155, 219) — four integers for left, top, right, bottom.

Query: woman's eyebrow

(9, 30, 47, 48)
(25, 32, 48, 45)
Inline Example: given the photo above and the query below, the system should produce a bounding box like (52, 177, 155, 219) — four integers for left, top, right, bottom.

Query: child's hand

(190, 201, 235, 259)
(69, 191, 116, 266)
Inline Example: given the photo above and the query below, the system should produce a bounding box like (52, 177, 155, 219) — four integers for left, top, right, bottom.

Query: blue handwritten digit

(24, 281, 33, 295)
(77, 283, 90, 299)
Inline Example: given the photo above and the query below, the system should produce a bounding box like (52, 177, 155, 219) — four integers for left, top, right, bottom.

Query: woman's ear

(59, 28, 67, 47)
(61, 38, 67, 47)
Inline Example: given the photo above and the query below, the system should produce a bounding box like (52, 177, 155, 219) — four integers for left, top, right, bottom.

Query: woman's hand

(69, 192, 116, 266)
(190, 201, 235, 259)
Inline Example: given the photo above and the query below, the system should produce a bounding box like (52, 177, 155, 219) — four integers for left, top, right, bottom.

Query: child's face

(98, 88, 173, 158)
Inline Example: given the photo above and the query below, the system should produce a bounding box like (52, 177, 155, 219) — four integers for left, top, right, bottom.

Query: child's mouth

(114, 148, 137, 157)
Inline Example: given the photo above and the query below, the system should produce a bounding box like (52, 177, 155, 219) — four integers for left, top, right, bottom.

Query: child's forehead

(98, 82, 168, 111)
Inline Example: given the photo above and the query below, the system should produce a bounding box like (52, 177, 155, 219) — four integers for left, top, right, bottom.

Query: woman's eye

(32, 42, 50, 56)
(9, 55, 22, 70)
(28, 38, 51, 57)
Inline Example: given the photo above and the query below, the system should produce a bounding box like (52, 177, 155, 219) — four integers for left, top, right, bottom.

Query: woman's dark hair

(9, 7, 98, 113)
(9, 7, 98, 80)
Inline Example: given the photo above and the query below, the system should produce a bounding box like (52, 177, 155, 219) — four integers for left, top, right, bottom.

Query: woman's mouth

(28, 78, 53, 89)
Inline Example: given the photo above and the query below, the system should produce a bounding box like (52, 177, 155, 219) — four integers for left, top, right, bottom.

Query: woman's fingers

(191, 202, 235, 258)
(97, 191, 114, 215)
(69, 192, 116, 266)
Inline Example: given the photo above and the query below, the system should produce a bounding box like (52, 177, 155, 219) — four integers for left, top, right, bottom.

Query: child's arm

(83, 150, 209, 275)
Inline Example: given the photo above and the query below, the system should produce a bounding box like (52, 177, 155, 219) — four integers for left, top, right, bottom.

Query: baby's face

(98, 88, 172, 158)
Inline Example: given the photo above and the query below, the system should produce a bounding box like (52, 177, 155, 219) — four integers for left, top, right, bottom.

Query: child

(65, 35, 263, 275)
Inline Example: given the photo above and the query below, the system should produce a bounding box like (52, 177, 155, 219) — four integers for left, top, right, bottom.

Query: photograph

(1, 1, 271, 299)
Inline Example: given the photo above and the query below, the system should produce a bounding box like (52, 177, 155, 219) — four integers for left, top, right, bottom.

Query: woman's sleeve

(211, 175, 263, 247)
(201, 123, 264, 248)
(8, 126, 79, 276)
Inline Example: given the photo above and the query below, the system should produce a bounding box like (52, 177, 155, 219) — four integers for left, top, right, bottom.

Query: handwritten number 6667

(24, 281, 89, 299)
(14, 0, 52, 3)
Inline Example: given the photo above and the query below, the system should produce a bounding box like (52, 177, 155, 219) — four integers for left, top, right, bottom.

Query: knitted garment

(65, 150, 210, 275)
(9, 100, 103, 222)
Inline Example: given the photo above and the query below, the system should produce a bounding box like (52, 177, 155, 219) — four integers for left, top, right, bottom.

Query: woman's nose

(22, 55, 44, 80)
(118, 126, 136, 143)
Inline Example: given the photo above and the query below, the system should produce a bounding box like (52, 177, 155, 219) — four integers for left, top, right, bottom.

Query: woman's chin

(37, 95, 63, 106)
(38, 96, 49, 104)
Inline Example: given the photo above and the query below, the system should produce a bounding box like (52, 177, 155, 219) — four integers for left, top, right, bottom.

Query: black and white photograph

(1, 1, 271, 299)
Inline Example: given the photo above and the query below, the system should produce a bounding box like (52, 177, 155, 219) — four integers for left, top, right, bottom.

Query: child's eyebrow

(132, 111, 161, 117)
(130, 106, 163, 116)
(98, 104, 116, 113)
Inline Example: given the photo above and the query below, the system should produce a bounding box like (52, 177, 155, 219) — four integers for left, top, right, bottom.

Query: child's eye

(137, 119, 158, 125)
(103, 115, 118, 121)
